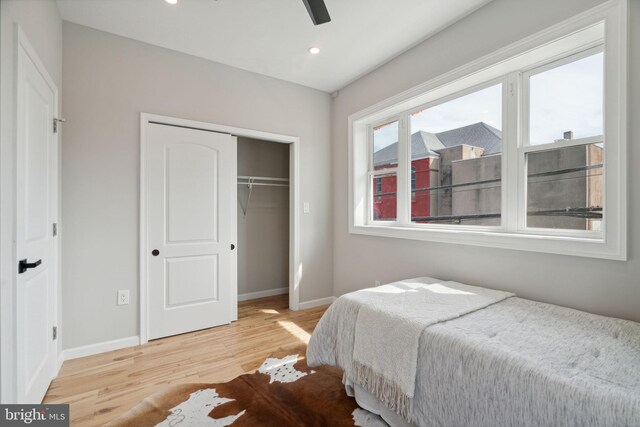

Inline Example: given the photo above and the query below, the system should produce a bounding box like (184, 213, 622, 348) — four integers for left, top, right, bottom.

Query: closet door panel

(146, 123, 236, 340)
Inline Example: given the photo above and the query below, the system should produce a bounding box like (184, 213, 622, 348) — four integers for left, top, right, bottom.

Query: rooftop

(373, 122, 502, 166)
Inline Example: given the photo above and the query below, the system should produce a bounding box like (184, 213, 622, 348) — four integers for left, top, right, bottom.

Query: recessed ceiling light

(165, 0, 178, 4)
(308, 47, 321, 55)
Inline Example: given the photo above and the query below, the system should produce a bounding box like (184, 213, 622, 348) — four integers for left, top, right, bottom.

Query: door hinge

(52, 223, 58, 237)
(53, 117, 66, 134)
(53, 326, 57, 341)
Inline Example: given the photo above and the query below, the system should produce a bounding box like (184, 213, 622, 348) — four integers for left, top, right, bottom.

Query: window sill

(349, 223, 626, 261)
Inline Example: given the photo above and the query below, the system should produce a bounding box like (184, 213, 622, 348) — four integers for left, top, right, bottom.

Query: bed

(307, 277, 640, 427)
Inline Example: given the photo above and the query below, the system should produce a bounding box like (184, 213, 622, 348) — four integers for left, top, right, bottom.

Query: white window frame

(369, 117, 401, 224)
(348, 0, 627, 260)
(404, 77, 507, 232)
(518, 45, 605, 238)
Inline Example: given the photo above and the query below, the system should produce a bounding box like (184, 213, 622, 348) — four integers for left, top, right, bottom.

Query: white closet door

(146, 123, 236, 340)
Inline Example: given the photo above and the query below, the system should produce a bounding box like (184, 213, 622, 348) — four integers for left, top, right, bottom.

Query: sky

(373, 51, 603, 152)
(529, 52, 603, 145)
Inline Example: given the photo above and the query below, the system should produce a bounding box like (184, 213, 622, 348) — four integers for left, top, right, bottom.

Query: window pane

(373, 120, 399, 170)
(527, 144, 603, 230)
(372, 172, 397, 221)
(409, 84, 502, 225)
(529, 51, 603, 145)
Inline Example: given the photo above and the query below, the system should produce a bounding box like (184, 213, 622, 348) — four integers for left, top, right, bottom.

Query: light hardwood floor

(43, 295, 328, 426)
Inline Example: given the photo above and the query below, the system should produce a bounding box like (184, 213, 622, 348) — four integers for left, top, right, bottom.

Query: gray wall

(331, 0, 640, 322)
(527, 145, 603, 230)
(447, 144, 601, 230)
(451, 150, 501, 227)
(61, 23, 332, 349)
(237, 137, 289, 296)
(0, 0, 63, 402)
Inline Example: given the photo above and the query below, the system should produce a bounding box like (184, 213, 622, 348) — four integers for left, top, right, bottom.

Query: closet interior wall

(237, 137, 290, 298)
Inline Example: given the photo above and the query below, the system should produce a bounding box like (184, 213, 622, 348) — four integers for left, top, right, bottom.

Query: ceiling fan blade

(302, 0, 331, 25)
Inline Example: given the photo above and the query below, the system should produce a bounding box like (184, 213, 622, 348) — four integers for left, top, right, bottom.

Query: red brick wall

(373, 158, 431, 221)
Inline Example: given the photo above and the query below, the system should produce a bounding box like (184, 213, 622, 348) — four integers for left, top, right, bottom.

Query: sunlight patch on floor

(277, 320, 311, 343)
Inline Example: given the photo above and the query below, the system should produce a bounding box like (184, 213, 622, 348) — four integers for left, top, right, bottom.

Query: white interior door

(146, 123, 236, 340)
(15, 39, 58, 403)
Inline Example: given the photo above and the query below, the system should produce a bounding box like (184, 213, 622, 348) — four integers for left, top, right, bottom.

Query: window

(349, 5, 627, 260)
(370, 120, 399, 221)
(411, 167, 416, 190)
(408, 83, 502, 225)
(524, 50, 604, 231)
(410, 166, 417, 202)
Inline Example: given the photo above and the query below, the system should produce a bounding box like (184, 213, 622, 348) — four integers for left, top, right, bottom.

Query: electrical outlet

(303, 202, 310, 214)
(374, 280, 382, 287)
(117, 290, 130, 305)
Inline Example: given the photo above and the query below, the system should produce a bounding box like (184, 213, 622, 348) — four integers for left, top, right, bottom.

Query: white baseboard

(298, 296, 336, 310)
(53, 295, 332, 371)
(56, 353, 64, 374)
(61, 336, 140, 362)
(55, 293, 329, 365)
(238, 287, 288, 302)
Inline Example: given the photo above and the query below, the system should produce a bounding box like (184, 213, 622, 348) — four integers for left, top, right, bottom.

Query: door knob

(18, 259, 41, 274)
(152, 249, 160, 256)
(231, 244, 235, 250)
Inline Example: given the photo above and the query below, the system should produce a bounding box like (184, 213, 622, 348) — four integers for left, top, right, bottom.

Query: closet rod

(237, 175, 289, 182)
(238, 176, 289, 217)
(236, 182, 289, 187)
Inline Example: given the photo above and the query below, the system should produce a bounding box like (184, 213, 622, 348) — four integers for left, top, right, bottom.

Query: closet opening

(237, 138, 291, 305)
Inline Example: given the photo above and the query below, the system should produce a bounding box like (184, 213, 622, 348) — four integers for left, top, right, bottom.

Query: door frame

(139, 113, 301, 344)
(0, 25, 61, 403)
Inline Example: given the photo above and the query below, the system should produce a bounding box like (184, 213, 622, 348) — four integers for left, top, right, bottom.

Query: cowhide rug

(107, 345, 387, 426)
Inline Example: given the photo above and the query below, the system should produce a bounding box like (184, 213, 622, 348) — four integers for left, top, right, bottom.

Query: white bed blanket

(307, 284, 640, 426)
(351, 278, 513, 419)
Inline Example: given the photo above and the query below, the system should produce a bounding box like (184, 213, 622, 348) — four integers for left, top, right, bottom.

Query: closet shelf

(237, 175, 289, 217)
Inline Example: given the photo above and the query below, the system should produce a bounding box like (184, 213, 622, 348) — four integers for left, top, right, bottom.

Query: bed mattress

(307, 287, 640, 427)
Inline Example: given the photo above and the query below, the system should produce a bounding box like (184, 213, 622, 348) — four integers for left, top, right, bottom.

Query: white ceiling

(56, 0, 491, 92)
